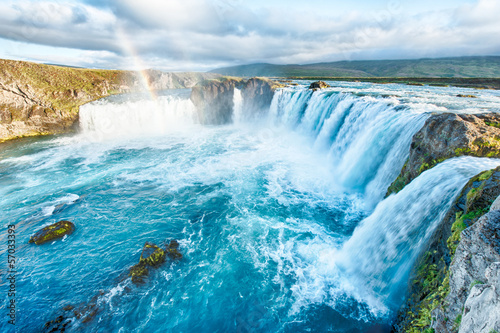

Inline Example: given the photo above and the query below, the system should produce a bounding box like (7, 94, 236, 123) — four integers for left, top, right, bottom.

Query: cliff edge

(387, 113, 500, 196)
(0, 59, 219, 142)
(190, 76, 284, 124)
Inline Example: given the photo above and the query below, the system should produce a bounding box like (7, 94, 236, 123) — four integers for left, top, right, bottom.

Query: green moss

(470, 280, 484, 289)
(485, 121, 500, 128)
(453, 313, 462, 331)
(29, 220, 75, 245)
(129, 262, 149, 284)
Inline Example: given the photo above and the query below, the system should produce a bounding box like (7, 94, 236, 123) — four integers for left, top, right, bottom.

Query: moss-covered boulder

(139, 242, 166, 267)
(387, 113, 500, 196)
(29, 220, 75, 245)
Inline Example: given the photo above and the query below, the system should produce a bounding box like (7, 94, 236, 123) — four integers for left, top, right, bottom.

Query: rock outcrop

(394, 167, 500, 333)
(308, 81, 331, 90)
(29, 220, 75, 245)
(190, 77, 245, 124)
(436, 208, 500, 333)
(387, 113, 500, 196)
(190, 76, 284, 125)
(0, 59, 219, 142)
(242, 77, 283, 117)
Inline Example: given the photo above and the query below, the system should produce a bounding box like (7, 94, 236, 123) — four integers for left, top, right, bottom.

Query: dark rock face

(29, 220, 75, 245)
(190, 77, 284, 124)
(190, 78, 243, 125)
(308, 81, 331, 90)
(387, 113, 500, 195)
(241, 78, 282, 118)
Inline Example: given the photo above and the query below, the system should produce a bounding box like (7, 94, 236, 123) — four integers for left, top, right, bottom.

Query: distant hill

(211, 56, 500, 78)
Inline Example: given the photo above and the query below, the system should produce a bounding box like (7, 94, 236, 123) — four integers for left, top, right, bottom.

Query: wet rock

(29, 220, 75, 245)
(241, 77, 284, 118)
(457, 94, 477, 98)
(128, 242, 169, 283)
(140, 242, 166, 267)
(129, 262, 149, 284)
(308, 81, 330, 90)
(190, 77, 283, 124)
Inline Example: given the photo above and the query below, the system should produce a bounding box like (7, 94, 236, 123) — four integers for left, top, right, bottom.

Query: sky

(0, 0, 499, 71)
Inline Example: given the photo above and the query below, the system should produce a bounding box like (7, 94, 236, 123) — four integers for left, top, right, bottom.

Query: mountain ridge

(211, 56, 500, 78)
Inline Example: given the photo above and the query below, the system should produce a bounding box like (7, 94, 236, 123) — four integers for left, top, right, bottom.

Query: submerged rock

(29, 220, 75, 245)
(308, 81, 331, 90)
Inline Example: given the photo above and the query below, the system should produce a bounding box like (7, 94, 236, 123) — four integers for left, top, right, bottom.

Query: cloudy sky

(0, 0, 499, 71)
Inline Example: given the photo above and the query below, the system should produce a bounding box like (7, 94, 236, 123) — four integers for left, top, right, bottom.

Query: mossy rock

(29, 220, 75, 245)
(139, 242, 166, 267)
(129, 262, 149, 284)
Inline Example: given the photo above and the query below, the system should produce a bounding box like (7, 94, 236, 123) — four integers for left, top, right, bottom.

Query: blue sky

(0, 0, 498, 71)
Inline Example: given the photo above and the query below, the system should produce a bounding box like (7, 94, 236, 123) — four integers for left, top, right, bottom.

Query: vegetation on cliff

(387, 113, 500, 196)
(395, 167, 500, 332)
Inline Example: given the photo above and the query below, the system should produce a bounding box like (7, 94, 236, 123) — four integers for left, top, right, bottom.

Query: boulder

(29, 220, 75, 245)
(308, 81, 331, 90)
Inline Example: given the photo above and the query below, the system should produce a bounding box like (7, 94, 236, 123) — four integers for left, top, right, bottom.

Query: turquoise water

(2, 83, 500, 332)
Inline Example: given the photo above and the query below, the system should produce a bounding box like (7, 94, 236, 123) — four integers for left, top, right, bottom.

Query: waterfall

(232, 88, 243, 124)
(267, 88, 429, 203)
(79, 92, 197, 140)
(333, 156, 500, 314)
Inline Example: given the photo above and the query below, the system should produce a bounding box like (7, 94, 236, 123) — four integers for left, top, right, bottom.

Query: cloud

(0, 0, 499, 71)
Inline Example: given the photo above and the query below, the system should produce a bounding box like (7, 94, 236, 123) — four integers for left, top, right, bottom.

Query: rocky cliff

(387, 113, 500, 196)
(0, 59, 219, 142)
(190, 76, 284, 124)
(391, 112, 500, 332)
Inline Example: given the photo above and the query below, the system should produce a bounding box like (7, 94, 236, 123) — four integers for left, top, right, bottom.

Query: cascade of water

(79, 93, 198, 140)
(333, 156, 500, 314)
(232, 88, 244, 124)
(268, 88, 429, 203)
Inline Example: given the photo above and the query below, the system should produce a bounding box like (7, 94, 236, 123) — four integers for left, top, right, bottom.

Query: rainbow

(117, 26, 158, 101)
